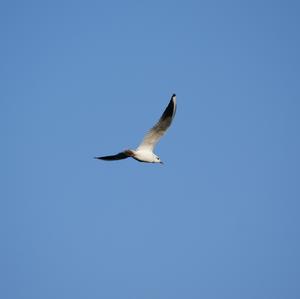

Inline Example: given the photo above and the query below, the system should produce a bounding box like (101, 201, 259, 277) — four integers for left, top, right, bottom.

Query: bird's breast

(133, 150, 155, 163)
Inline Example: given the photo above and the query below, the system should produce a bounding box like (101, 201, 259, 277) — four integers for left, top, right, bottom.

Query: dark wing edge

(94, 151, 131, 161)
(159, 94, 176, 123)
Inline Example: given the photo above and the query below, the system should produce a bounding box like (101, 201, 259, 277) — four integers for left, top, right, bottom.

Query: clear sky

(1, 1, 300, 298)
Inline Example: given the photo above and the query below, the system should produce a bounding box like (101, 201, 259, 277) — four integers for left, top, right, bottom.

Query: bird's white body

(132, 150, 161, 163)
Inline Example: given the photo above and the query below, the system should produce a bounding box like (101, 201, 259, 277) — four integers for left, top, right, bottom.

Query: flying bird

(95, 94, 177, 164)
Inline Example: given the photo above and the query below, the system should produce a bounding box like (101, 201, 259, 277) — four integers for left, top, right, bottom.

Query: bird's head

(154, 155, 164, 164)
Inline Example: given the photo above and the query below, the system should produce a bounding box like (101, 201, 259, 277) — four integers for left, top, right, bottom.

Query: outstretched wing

(137, 94, 177, 152)
(94, 150, 133, 161)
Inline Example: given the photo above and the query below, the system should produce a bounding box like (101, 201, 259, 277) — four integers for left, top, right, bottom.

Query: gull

(95, 94, 177, 164)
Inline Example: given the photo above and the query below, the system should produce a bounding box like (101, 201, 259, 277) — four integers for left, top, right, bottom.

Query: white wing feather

(137, 94, 176, 152)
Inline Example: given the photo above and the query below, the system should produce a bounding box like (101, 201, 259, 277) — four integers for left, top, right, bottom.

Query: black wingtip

(172, 93, 176, 98)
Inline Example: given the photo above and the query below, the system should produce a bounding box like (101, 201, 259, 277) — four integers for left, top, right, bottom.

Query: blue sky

(1, 1, 300, 298)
